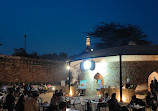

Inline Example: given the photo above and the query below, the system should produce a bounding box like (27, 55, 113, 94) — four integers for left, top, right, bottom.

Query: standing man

(6, 90, 15, 111)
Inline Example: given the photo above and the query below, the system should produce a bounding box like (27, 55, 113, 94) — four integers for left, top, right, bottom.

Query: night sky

(0, 0, 158, 56)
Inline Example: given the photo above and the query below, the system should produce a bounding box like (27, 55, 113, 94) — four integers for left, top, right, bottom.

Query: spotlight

(80, 60, 95, 70)
(84, 60, 91, 69)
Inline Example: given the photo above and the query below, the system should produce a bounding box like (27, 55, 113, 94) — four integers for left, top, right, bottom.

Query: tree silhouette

(12, 48, 28, 57)
(39, 52, 68, 61)
(87, 22, 152, 50)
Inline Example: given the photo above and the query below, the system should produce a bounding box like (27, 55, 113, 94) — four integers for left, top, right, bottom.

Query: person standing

(150, 80, 154, 94)
(151, 93, 157, 111)
(15, 95, 25, 111)
(24, 93, 39, 111)
(6, 90, 15, 111)
(146, 92, 153, 107)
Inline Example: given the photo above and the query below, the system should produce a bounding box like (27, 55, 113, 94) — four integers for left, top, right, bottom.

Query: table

(39, 103, 50, 111)
(66, 108, 80, 111)
(91, 100, 108, 111)
(127, 104, 145, 111)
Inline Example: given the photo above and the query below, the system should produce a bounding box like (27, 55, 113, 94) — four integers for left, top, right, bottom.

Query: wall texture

(0, 55, 68, 84)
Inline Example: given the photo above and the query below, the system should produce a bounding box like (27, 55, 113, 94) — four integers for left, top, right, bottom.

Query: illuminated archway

(148, 71, 158, 91)
(94, 72, 104, 85)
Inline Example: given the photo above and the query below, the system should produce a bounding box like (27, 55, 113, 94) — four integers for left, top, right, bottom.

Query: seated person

(129, 95, 145, 111)
(108, 93, 127, 111)
(103, 93, 111, 103)
(97, 93, 111, 110)
(59, 102, 66, 111)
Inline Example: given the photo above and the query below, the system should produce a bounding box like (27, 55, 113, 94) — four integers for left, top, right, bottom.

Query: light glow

(83, 60, 91, 70)
(67, 66, 70, 70)
(118, 95, 126, 102)
(52, 87, 55, 91)
(69, 89, 72, 96)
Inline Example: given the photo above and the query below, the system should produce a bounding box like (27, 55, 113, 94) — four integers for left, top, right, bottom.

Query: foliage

(39, 52, 69, 61)
(12, 48, 28, 57)
(12, 48, 39, 58)
(87, 22, 152, 49)
(12, 48, 69, 60)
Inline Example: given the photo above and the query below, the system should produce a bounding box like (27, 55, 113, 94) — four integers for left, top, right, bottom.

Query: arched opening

(94, 73, 104, 95)
(94, 72, 104, 85)
(148, 71, 158, 91)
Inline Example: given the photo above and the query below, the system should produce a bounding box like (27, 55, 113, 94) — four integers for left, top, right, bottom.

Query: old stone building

(0, 54, 68, 84)
(70, 45, 158, 101)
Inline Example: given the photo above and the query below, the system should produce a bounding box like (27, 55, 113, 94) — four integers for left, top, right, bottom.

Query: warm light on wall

(69, 88, 73, 96)
(118, 95, 126, 102)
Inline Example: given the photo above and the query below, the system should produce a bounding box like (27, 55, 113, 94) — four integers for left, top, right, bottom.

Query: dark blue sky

(0, 0, 158, 56)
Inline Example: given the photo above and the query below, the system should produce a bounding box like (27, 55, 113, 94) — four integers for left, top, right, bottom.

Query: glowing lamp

(67, 66, 70, 70)
(84, 60, 91, 69)
(52, 87, 55, 91)
(80, 60, 95, 70)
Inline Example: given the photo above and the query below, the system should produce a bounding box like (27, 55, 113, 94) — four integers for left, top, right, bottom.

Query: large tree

(87, 22, 151, 49)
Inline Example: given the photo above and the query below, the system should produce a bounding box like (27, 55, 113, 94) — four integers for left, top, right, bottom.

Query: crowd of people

(95, 91, 158, 111)
(0, 84, 41, 111)
(0, 84, 66, 111)
(1, 82, 158, 111)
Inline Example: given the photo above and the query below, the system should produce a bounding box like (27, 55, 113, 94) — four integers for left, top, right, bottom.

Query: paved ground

(39, 92, 156, 111)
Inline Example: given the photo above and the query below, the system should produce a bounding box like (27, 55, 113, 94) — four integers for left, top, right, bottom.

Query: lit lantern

(80, 60, 95, 70)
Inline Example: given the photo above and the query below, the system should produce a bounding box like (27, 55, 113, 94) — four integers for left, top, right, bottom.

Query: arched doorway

(148, 71, 158, 91)
(94, 72, 104, 85)
(94, 73, 104, 95)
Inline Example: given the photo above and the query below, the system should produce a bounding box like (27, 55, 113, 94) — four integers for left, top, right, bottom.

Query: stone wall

(0, 55, 68, 84)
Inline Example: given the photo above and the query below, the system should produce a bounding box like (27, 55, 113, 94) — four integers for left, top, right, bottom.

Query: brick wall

(0, 55, 68, 83)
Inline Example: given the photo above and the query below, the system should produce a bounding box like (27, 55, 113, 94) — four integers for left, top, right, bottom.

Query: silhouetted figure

(151, 93, 157, 111)
(53, 90, 59, 98)
(146, 92, 152, 107)
(108, 93, 123, 111)
(50, 90, 61, 111)
(129, 95, 145, 111)
(97, 93, 110, 111)
(15, 95, 25, 111)
(150, 80, 154, 94)
(103, 93, 111, 103)
(87, 100, 92, 111)
(6, 90, 15, 111)
(59, 89, 63, 96)
(59, 102, 66, 111)
(154, 79, 158, 91)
